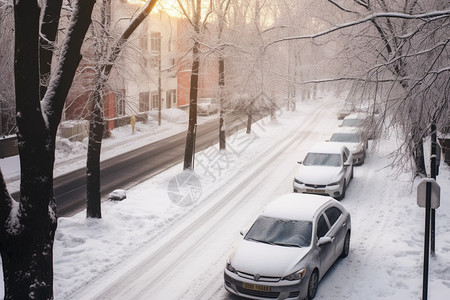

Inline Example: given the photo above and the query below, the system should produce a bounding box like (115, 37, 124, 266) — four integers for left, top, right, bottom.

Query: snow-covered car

(197, 98, 219, 116)
(224, 193, 351, 300)
(339, 113, 378, 140)
(336, 102, 355, 120)
(339, 113, 365, 128)
(329, 129, 367, 166)
(293, 142, 353, 200)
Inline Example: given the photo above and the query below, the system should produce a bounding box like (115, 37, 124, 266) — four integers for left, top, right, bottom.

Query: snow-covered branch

(266, 9, 450, 47)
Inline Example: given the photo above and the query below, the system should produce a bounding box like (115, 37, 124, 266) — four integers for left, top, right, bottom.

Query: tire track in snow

(74, 99, 339, 300)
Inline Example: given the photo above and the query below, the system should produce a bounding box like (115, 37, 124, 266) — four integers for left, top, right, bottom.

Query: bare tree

(178, 0, 210, 170)
(85, 0, 158, 218)
(268, 1, 450, 177)
(0, 1, 95, 298)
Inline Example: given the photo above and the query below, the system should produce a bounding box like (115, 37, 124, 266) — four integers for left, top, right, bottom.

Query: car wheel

(336, 179, 346, 200)
(307, 269, 319, 299)
(341, 231, 351, 258)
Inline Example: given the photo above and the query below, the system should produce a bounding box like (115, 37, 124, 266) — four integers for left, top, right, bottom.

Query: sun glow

(128, 0, 185, 18)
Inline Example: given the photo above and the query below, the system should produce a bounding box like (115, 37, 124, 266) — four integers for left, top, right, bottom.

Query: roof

(307, 142, 348, 154)
(261, 193, 333, 221)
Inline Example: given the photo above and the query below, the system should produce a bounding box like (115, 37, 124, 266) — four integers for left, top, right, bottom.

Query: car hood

(230, 239, 310, 277)
(295, 165, 342, 185)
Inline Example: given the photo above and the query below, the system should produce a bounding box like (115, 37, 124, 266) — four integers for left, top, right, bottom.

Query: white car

(224, 193, 351, 300)
(293, 142, 353, 200)
(339, 113, 379, 140)
(197, 98, 219, 115)
(329, 129, 367, 166)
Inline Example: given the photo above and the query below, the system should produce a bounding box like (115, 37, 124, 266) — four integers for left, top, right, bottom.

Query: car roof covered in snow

(344, 113, 367, 120)
(306, 141, 348, 154)
(260, 193, 336, 221)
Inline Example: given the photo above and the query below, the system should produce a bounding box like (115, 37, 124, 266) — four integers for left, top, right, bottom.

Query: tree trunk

(183, 40, 200, 170)
(219, 52, 226, 150)
(86, 89, 104, 219)
(85, 0, 158, 217)
(414, 137, 427, 177)
(246, 113, 252, 134)
(0, 1, 96, 298)
(39, 0, 63, 100)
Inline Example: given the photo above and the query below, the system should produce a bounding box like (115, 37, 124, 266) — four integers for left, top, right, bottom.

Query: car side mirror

(317, 236, 333, 246)
(344, 161, 351, 166)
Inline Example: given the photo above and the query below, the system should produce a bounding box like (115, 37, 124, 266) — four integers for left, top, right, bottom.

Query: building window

(171, 89, 177, 105)
(116, 89, 126, 116)
(139, 92, 149, 112)
(152, 92, 159, 109)
(140, 35, 148, 50)
(166, 89, 177, 106)
(151, 32, 161, 53)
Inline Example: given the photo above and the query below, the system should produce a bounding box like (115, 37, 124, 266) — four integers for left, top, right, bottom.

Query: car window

(245, 216, 313, 247)
(330, 133, 360, 143)
(317, 215, 329, 238)
(325, 206, 342, 227)
(303, 153, 341, 167)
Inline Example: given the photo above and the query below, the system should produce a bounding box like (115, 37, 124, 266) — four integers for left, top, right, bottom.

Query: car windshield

(245, 216, 312, 247)
(303, 153, 341, 167)
(341, 118, 363, 127)
(330, 133, 360, 143)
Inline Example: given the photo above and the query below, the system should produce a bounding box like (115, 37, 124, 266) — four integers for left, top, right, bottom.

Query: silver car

(293, 142, 353, 200)
(329, 128, 367, 166)
(224, 193, 351, 300)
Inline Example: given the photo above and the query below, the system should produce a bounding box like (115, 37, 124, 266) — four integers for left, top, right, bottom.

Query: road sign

(417, 178, 440, 209)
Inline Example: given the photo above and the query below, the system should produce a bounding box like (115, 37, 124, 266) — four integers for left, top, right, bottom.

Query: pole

(430, 123, 436, 255)
(422, 181, 431, 300)
(158, 39, 162, 126)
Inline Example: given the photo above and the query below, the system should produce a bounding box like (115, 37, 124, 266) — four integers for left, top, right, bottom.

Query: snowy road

(74, 100, 339, 300)
(68, 96, 450, 300)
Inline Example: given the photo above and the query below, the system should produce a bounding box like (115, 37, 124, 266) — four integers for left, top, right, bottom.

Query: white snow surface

(0, 94, 449, 299)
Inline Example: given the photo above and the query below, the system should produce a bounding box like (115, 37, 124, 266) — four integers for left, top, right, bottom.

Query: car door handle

(342, 222, 346, 227)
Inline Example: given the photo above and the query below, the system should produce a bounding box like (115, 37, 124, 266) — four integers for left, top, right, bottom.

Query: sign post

(417, 178, 440, 300)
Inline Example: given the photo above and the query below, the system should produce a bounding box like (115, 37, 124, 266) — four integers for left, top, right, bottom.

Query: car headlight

(294, 178, 303, 184)
(226, 259, 236, 273)
(282, 269, 306, 281)
(327, 181, 340, 186)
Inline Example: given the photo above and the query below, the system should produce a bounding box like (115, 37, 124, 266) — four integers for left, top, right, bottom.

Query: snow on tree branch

(266, 9, 450, 47)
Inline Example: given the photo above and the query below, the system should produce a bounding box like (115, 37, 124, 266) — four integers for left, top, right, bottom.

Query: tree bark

(219, 53, 226, 150)
(0, 1, 96, 298)
(39, 0, 63, 100)
(183, 40, 200, 170)
(87, 88, 104, 219)
(183, 0, 202, 170)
